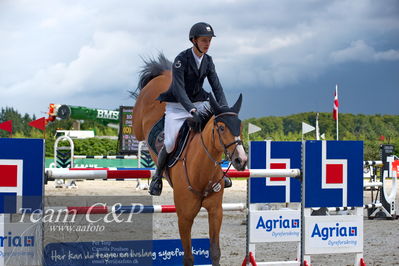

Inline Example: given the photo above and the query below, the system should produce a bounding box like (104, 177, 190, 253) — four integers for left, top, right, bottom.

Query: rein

(181, 112, 242, 199)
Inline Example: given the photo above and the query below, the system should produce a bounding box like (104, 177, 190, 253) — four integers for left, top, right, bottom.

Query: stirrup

(224, 176, 232, 188)
(149, 176, 163, 196)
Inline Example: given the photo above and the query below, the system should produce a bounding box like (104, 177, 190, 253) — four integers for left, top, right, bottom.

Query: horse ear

(231, 93, 243, 114)
(209, 93, 222, 114)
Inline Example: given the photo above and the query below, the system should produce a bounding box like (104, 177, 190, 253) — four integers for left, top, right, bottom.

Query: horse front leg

(175, 196, 201, 266)
(177, 213, 197, 266)
(207, 204, 223, 266)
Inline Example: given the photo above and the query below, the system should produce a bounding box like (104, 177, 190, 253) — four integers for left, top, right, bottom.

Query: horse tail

(131, 53, 172, 99)
(132, 53, 172, 142)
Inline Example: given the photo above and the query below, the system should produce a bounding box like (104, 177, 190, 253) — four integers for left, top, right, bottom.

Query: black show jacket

(157, 48, 228, 112)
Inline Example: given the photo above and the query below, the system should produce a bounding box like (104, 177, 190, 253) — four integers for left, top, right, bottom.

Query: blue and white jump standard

(245, 140, 365, 266)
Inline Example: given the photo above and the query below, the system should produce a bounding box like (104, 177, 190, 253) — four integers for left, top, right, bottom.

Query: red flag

(28, 117, 46, 131)
(333, 85, 339, 120)
(0, 120, 13, 133)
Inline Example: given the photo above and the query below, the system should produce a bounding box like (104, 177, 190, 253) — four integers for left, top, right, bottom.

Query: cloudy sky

(1, 0, 398, 119)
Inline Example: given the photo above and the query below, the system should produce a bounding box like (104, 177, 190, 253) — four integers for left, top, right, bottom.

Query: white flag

(248, 123, 261, 134)
(320, 133, 326, 140)
(302, 122, 315, 135)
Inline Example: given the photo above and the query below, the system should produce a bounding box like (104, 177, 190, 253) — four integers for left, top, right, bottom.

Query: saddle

(147, 116, 192, 168)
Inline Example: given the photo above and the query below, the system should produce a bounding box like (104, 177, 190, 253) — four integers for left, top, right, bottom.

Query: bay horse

(132, 54, 247, 266)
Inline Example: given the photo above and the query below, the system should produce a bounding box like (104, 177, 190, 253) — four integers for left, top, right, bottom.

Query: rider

(149, 22, 233, 196)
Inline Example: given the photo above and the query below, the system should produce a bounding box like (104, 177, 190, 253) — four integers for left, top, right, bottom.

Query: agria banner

(304, 215, 363, 254)
(249, 141, 301, 203)
(304, 141, 363, 208)
(0, 138, 44, 266)
(303, 140, 364, 254)
(249, 209, 300, 243)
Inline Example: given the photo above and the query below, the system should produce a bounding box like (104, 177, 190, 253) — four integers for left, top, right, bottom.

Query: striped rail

(45, 168, 302, 180)
(44, 203, 246, 214)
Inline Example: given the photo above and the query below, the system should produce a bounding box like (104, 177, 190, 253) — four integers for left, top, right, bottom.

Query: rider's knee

(164, 139, 175, 153)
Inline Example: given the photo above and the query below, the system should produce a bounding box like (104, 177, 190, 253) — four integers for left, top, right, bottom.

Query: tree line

(1, 107, 398, 160)
(242, 112, 399, 159)
(0, 107, 118, 157)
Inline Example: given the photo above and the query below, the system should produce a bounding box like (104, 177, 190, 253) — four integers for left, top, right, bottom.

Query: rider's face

(194, 36, 212, 54)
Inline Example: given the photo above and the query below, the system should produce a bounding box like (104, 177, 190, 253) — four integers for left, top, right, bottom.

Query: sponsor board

(304, 215, 363, 254)
(0, 221, 42, 266)
(0, 138, 44, 213)
(45, 158, 138, 168)
(250, 141, 301, 203)
(0, 139, 44, 266)
(249, 209, 300, 243)
(304, 141, 363, 208)
(44, 238, 211, 265)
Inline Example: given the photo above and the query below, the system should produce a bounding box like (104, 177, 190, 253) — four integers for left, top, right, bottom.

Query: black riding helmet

(189, 22, 216, 41)
(189, 22, 216, 53)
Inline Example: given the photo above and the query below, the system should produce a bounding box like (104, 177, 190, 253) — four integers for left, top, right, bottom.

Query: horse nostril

(234, 158, 242, 165)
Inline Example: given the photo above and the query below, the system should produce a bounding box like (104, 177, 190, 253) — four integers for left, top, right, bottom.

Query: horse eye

(219, 125, 225, 131)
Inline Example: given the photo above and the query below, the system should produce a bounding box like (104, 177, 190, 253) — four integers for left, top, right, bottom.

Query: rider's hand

(190, 110, 202, 132)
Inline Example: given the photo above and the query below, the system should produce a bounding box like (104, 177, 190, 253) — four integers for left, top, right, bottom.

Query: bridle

(181, 112, 243, 199)
(199, 112, 242, 165)
(213, 112, 243, 161)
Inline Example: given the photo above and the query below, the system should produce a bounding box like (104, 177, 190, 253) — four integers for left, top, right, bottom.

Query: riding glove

(190, 110, 202, 132)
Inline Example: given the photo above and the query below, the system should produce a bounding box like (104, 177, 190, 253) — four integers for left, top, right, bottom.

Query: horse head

(209, 94, 248, 171)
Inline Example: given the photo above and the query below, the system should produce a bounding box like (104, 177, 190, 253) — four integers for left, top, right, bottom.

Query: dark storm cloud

(0, 0, 398, 117)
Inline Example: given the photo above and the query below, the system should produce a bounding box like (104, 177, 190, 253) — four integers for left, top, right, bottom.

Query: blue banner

(44, 238, 211, 265)
(250, 141, 301, 203)
(304, 141, 363, 208)
(0, 138, 44, 213)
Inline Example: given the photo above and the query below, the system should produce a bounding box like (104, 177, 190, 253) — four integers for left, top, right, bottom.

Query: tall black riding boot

(149, 147, 168, 196)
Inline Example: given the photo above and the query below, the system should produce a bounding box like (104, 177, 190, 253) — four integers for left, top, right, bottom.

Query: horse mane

(130, 53, 172, 99)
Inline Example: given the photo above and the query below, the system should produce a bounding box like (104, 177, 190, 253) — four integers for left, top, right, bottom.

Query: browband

(214, 112, 238, 120)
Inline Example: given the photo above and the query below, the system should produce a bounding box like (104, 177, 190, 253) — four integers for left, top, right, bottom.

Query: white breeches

(164, 101, 210, 153)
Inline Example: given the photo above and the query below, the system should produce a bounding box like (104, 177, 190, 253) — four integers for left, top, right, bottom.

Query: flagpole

(336, 84, 339, 141)
(316, 113, 320, 140)
(336, 110, 339, 141)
